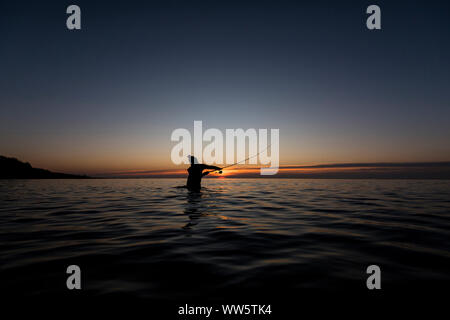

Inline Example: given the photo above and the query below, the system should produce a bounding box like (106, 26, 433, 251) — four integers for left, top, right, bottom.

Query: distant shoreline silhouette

(2, 154, 450, 179)
(0, 155, 89, 179)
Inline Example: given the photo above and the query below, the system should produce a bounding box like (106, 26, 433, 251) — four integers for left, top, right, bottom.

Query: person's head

(189, 155, 197, 165)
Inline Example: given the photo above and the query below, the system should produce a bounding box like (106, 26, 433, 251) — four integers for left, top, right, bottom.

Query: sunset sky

(1, 0, 449, 176)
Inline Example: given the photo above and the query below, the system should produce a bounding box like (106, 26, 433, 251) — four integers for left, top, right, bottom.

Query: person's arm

(200, 164, 221, 171)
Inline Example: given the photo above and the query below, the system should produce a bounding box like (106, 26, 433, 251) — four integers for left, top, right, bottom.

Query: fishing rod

(207, 143, 272, 174)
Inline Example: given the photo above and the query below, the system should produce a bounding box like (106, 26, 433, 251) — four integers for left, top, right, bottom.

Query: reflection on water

(0, 178, 449, 300)
(183, 191, 204, 229)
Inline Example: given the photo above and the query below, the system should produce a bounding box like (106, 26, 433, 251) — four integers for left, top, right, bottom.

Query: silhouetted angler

(187, 156, 221, 191)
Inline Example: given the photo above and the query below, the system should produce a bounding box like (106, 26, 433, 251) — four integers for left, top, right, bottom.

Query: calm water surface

(1, 179, 449, 300)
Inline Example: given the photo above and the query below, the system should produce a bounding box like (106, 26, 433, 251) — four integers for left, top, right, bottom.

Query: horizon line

(91, 161, 450, 179)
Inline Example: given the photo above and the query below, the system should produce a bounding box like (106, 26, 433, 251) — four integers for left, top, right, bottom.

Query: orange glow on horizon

(95, 164, 393, 178)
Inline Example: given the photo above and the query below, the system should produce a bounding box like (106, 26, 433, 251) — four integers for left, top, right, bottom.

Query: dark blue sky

(1, 0, 449, 173)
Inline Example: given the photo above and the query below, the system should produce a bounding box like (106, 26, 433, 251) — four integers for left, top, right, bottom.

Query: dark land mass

(0, 155, 89, 179)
